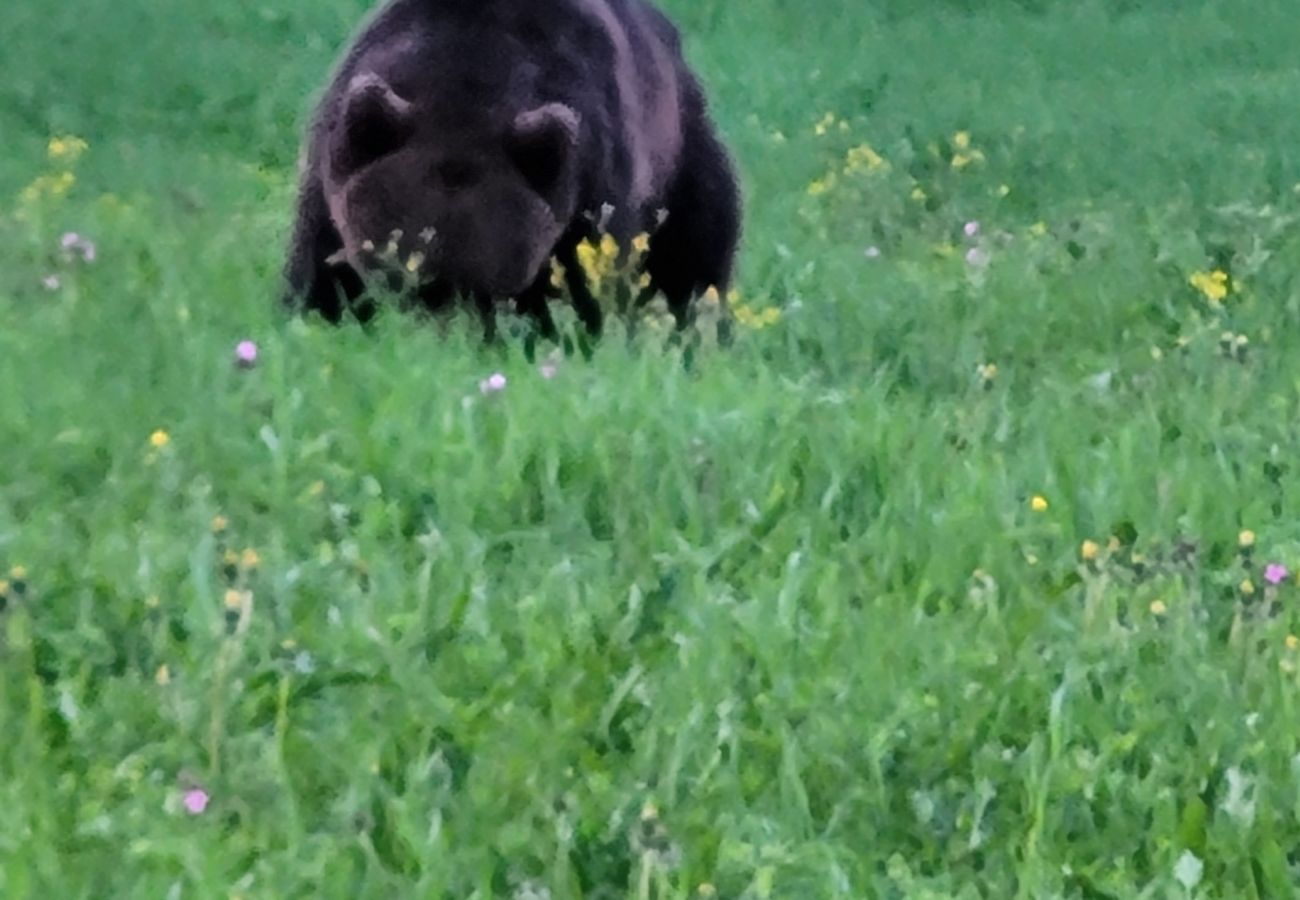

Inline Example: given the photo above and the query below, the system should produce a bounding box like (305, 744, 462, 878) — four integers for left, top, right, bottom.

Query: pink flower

(183, 788, 210, 815)
(864, 245, 882, 259)
(1265, 563, 1289, 585)
(965, 247, 991, 268)
(479, 372, 507, 394)
(234, 340, 259, 368)
(963, 221, 980, 238)
(60, 232, 96, 263)
(42, 275, 61, 291)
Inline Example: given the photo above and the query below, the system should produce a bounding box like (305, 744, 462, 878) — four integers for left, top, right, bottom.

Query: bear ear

(507, 103, 580, 197)
(333, 73, 414, 174)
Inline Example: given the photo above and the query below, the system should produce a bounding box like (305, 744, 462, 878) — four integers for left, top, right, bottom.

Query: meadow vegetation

(4, 0, 1300, 896)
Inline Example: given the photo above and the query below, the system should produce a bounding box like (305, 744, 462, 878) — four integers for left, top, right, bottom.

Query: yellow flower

(241, 548, 261, 569)
(598, 232, 619, 263)
(977, 362, 998, 382)
(149, 429, 170, 449)
(1287, 635, 1299, 651)
(698, 885, 717, 898)
(844, 143, 888, 174)
(19, 171, 76, 206)
(223, 589, 246, 611)
(10, 565, 27, 581)
(951, 150, 986, 170)
(1080, 540, 1100, 561)
(813, 112, 837, 136)
(0, 580, 9, 596)
(575, 240, 601, 282)
(997, 184, 1011, 197)
(1030, 495, 1049, 513)
(910, 186, 927, 202)
(637, 272, 651, 289)
(1029, 221, 1048, 237)
(223, 549, 239, 566)
(1241, 579, 1256, 596)
(1149, 599, 1168, 616)
(1239, 529, 1256, 549)
(1189, 270, 1229, 303)
(807, 173, 836, 197)
(155, 665, 171, 686)
(211, 515, 229, 534)
(48, 135, 89, 162)
(549, 259, 566, 289)
(631, 232, 650, 255)
(701, 286, 721, 307)
(953, 131, 972, 150)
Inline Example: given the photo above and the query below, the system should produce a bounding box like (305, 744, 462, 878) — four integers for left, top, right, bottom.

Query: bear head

(324, 72, 582, 299)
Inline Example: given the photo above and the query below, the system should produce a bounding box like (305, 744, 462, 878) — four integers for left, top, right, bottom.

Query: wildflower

(211, 515, 228, 534)
(19, 172, 76, 206)
(1189, 270, 1229, 303)
(953, 131, 972, 150)
(1029, 221, 1048, 237)
(631, 233, 651, 255)
(241, 548, 261, 570)
(41, 275, 61, 291)
(47, 136, 88, 163)
(149, 430, 170, 449)
(1080, 540, 1100, 561)
(234, 340, 259, 368)
(1241, 579, 1256, 596)
(479, 372, 507, 395)
(599, 232, 618, 263)
(223, 589, 246, 611)
(910, 187, 927, 202)
(813, 112, 837, 136)
(549, 259, 566, 289)
(807, 174, 835, 197)
(1150, 599, 1168, 616)
(977, 362, 998, 383)
(951, 150, 985, 170)
(965, 247, 991, 268)
(155, 665, 171, 686)
(59, 232, 97, 263)
(864, 245, 881, 259)
(183, 788, 210, 815)
(1239, 529, 1256, 549)
(1287, 635, 1299, 651)
(1265, 564, 1289, 585)
(11, 566, 27, 581)
(1030, 495, 1049, 513)
(701, 286, 721, 308)
(963, 221, 980, 238)
(997, 184, 1011, 197)
(844, 143, 888, 174)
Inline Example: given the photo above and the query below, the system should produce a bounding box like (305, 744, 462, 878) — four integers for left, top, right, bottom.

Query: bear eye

(435, 160, 479, 190)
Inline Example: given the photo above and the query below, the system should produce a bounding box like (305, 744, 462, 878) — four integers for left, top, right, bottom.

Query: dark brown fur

(282, 0, 741, 337)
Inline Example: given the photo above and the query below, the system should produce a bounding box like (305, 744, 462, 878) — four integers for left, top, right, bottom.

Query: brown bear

(282, 0, 742, 339)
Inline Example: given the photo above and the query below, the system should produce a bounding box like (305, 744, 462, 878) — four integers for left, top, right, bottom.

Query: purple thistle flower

(963, 221, 980, 238)
(479, 373, 507, 395)
(1265, 563, 1289, 586)
(60, 232, 97, 263)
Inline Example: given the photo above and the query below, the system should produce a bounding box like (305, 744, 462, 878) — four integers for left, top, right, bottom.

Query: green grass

(5, 0, 1300, 895)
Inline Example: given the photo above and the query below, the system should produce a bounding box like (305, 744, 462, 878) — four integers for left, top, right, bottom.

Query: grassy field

(5, 0, 1300, 895)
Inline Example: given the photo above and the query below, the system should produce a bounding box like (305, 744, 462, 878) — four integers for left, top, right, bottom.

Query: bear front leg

(513, 268, 560, 341)
(284, 169, 365, 324)
(644, 82, 742, 329)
